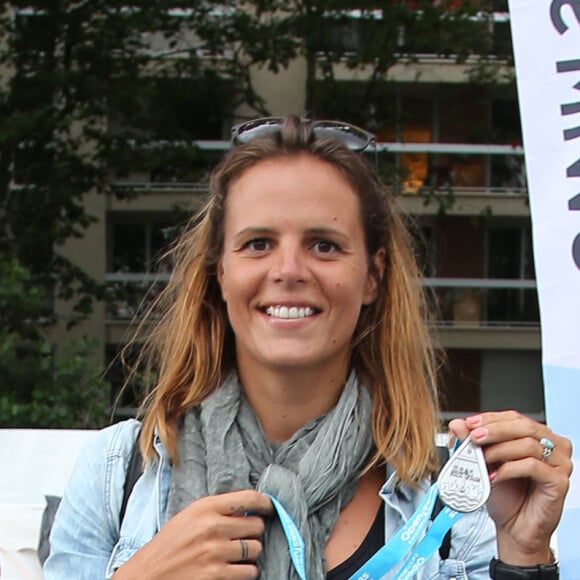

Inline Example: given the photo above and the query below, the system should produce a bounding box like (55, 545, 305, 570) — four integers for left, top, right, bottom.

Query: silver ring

(240, 539, 249, 561)
(540, 436, 555, 461)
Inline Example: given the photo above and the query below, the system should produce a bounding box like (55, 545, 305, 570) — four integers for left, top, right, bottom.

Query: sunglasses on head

(231, 117, 376, 152)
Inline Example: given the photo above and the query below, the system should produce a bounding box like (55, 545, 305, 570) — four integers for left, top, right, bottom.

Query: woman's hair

(134, 115, 441, 484)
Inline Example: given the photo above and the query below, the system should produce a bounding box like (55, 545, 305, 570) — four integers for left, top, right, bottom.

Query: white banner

(508, 1, 580, 577)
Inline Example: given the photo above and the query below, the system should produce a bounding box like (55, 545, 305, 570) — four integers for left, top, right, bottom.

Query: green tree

(0, 0, 513, 323)
(0, 258, 110, 427)
(0, 1, 273, 425)
(0, 0, 515, 424)
(241, 0, 513, 125)
(0, 1, 269, 324)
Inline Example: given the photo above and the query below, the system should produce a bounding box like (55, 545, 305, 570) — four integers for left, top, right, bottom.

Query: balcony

(375, 142, 527, 217)
(424, 277, 540, 350)
(107, 140, 528, 216)
(105, 273, 168, 342)
(104, 273, 540, 349)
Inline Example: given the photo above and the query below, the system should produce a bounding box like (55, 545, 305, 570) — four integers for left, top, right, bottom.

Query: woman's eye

(245, 238, 270, 252)
(313, 239, 339, 254)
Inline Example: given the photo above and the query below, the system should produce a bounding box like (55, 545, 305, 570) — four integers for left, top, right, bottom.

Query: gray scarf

(166, 371, 374, 579)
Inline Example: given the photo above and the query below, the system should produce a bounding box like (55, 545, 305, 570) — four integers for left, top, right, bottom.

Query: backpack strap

(119, 427, 144, 526)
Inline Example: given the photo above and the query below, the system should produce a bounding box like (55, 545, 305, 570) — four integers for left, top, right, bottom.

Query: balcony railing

(423, 277, 539, 327)
(108, 140, 527, 196)
(105, 273, 169, 321)
(105, 273, 539, 327)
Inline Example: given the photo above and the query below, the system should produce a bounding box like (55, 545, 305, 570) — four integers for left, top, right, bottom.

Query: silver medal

(437, 436, 490, 513)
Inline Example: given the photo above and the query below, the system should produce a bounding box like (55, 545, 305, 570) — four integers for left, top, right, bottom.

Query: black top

(326, 504, 384, 580)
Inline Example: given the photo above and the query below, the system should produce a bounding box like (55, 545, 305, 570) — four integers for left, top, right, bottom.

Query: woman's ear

(363, 248, 386, 305)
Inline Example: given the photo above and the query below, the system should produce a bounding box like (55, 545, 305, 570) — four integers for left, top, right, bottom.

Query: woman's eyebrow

(303, 227, 350, 242)
(233, 226, 275, 240)
(231, 226, 351, 245)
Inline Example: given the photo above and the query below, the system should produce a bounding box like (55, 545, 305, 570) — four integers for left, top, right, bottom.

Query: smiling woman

(45, 116, 572, 580)
(218, 155, 381, 419)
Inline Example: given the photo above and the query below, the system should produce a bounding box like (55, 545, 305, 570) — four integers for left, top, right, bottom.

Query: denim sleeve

(438, 506, 497, 580)
(44, 419, 141, 580)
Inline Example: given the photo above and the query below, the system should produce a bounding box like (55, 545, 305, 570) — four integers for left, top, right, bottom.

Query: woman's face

(217, 154, 380, 379)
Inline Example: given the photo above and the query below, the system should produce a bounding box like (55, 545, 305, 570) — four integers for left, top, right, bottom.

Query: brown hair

(135, 116, 441, 484)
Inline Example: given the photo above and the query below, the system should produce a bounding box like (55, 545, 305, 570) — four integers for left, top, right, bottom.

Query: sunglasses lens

(232, 118, 375, 152)
(232, 118, 283, 143)
(313, 123, 373, 151)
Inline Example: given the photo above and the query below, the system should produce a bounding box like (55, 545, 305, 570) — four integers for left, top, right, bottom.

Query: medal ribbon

(348, 483, 463, 580)
(267, 483, 461, 580)
(267, 494, 308, 580)
(268, 440, 470, 580)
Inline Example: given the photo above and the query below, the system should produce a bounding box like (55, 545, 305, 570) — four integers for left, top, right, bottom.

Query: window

(486, 225, 539, 325)
(106, 212, 180, 320)
(108, 76, 230, 183)
(489, 98, 525, 190)
(410, 222, 437, 277)
(108, 76, 231, 142)
(13, 10, 55, 57)
(107, 213, 178, 273)
(104, 342, 148, 418)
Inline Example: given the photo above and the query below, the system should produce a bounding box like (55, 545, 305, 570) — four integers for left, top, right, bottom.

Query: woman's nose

(270, 244, 309, 284)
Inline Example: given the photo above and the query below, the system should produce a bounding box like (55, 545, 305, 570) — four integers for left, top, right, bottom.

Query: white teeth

(265, 306, 315, 319)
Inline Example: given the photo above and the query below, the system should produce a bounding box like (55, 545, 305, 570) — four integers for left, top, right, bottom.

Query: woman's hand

(449, 411, 573, 566)
(112, 489, 273, 580)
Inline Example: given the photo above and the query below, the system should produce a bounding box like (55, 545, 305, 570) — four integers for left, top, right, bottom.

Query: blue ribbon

(267, 461, 465, 580)
(267, 494, 308, 580)
(392, 501, 462, 580)
(348, 483, 443, 580)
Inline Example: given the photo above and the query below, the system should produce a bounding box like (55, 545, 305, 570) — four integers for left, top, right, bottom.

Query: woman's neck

(236, 364, 349, 442)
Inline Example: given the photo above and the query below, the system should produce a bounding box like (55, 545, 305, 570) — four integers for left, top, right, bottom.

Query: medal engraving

(437, 436, 490, 512)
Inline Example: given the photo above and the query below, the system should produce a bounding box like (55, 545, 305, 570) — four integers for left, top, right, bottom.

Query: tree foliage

(0, 1, 270, 324)
(0, 0, 512, 321)
(0, 1, 275, 426)
(242, 0, 513, 125)
(0, 258, 110, 427)
(0, 0, 514, 425)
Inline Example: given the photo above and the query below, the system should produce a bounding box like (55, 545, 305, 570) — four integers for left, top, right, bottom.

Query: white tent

(0, 429, 96, 580)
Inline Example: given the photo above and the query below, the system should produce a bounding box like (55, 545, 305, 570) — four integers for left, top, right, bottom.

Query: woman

(45, 116, 572, 579)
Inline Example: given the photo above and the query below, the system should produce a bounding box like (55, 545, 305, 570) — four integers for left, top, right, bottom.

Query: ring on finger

(239, 538, 249, 561)
(540, 436, 555, 461)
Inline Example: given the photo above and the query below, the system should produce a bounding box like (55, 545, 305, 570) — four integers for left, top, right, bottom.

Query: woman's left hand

(449, 411, 573, 566)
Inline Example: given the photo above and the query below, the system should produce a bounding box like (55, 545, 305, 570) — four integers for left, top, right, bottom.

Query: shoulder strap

(432, 444, 452, 561)
(119, 427, 143, 526)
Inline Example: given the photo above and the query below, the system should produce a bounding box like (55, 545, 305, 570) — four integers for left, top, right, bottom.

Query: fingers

(229, 538, 263, 563)
(227, 564, 260, 580)
(199, 490, 271, 540)
(209, 489, 274, 517)
(480, 436, 559, 467)
(179, 490, 271, 543)
(449, 411, 573, 478)
(207, 512, 265, 541)
(448, 418, 470, 441)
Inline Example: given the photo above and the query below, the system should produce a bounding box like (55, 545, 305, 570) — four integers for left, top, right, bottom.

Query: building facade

(54, 6, 544, 421)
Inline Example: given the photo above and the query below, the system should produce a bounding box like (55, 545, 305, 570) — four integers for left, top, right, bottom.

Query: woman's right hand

(112, 489, 273, 580)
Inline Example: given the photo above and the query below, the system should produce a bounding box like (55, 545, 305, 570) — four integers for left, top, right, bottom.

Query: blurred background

(0, 0, 543, 429)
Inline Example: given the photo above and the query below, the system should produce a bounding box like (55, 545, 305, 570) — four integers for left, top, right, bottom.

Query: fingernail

(466, 414, 482, 426)
(489, 470, 497, 482)
(471, 427, 488, 440)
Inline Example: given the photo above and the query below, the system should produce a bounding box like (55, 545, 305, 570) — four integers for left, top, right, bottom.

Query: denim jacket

(44, 419, 497, 579)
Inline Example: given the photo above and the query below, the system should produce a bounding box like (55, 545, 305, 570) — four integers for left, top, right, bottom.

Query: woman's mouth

(264, 305, 318, 319)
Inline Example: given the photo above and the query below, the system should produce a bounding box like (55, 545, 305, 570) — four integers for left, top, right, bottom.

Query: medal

(437, 436, 490, 512)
